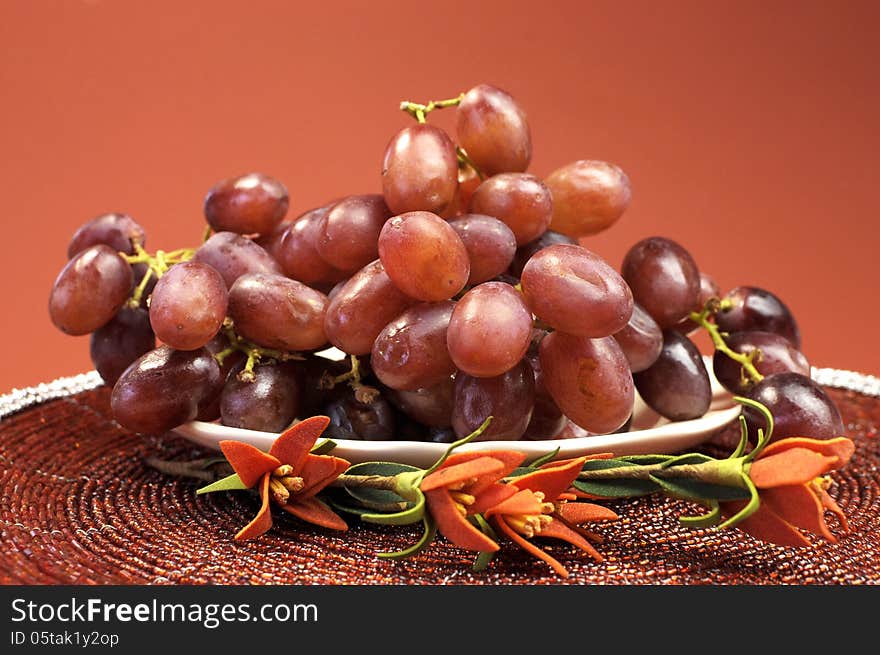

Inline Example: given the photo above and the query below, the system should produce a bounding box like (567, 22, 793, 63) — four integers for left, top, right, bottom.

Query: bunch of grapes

(48, 83, 844, 445)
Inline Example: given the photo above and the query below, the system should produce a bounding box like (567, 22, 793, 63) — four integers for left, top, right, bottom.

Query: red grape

(447, 214, 517, 285)
(149, 261, 228, 351)
(544, 160, 631, 237)
(469, 173, 552, 245)
(382, 123, 458, 215)
(204, 172, 288, 236)
(456, 83, 531, 176)
(451, 359, 535, 441)
(622, 237, 700, 328)
(315, 194, 392, 273)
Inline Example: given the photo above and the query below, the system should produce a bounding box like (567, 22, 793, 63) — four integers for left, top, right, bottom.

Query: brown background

(2, 0, 878, 393)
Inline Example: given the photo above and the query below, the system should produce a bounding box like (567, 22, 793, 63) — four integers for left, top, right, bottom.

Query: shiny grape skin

(673, 272, 721, 334)
(274, 206, 347, 285)
(745, 372, 844, 442)
(227, 273, 328, 352)
(386, 376, 455, 428)
(89, 307, 156, 386)
(441, 163, 482, 219)
(456, 83, 531, 176)
(67, 213, 146, 258)
(522, 333, 566, 440)
(448, 214, 517, 285)
(508, 230, 577, 278)
(49, 244, 134, 335)
(110, 345, 221, 434)
(382, 123, 458, 215)
(324, 259, 415, 355)
(314, 194, 392, 273)
(324, 388, 396, 441)
(468, 173, 553, 245)
(447, 281, 533, 378)
(451, 359, 535, 441)
(632, 330, 711, 421)
(220, 362, 300, 432)
(192, 231, 283, 289)
(371, 301, 456, 391)
(713, 331, 811, 395)
(148, 261, 228, 351)
(612, 302, 664, 373)
(715, 286, 801, 348)
(377, 211, 470, 301)
(203, 172, 289, 236)
(621, 236, 701, 328)
(539, 332, 634, 433)
(521, 243, 633, 337)
(544, 160, 632, 237)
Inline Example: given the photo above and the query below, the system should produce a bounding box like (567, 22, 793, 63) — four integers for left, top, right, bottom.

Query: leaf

(572, 478, 659, 498)
(196, 473, 249, 495)
(342, 461, 421, 508)
(361, 489, 426, 526)
(649, 475, 751, 502)
(377, 517, 438, 560)
(310, 438, 337, 455)
(580, 458, 640, 471)
(325, 491, 406, 516)
(660, 453, 714, 468)
(618, 454, 674, 465)
(471, 515, 498, 572)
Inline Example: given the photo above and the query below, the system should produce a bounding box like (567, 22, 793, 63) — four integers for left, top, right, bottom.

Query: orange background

(2, 0, 878, 393)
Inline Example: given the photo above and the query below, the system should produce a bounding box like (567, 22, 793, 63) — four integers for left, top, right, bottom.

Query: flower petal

(759, 436, 854, 465)
(556, 502, 618, 525)
(425, 489, 499, 552)
(813, 482, 849, 532)
(298, 455, 351, 499)
(510, 457, 587, 500)
(721, 500, 811, 547)
(421, 456, 506, 492)
(493, 516, 569, 577)
(539, 517, 604, 562)
(760, 484, 836, 542)
(220, 440, 281, 488)
(234, 474, 273, 541)
(749, 448, 840, 488)
(484, 489, 545, 518)
(269, 416, 331, 471)
(280, 496, 348, 531)
(470, 483, 518, 515)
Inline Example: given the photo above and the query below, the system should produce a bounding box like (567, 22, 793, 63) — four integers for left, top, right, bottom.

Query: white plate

(173, 351, 740, 468)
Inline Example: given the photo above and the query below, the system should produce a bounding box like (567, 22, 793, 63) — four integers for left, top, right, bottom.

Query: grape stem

(219, 320, 304, 382)
(123, 242, 196, 308)
(321, 355, 380, 403)
(400, 93, 464, 123)
(689, 300, 764, 385)
(455, 147, 486, 181)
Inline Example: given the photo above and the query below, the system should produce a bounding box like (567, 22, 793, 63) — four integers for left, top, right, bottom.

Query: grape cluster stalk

(49, 84, 844, 445)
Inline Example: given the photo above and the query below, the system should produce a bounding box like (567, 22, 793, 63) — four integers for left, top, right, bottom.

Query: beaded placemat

(0, 369, 877, 584)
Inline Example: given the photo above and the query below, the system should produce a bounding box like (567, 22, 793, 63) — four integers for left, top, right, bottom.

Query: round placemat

(0, 372, 878, 585)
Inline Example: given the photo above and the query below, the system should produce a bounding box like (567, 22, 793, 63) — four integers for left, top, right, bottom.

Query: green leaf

(361, 489, 426, 526)
(471, 515, 498, 572)
(572, 478, 659, 498)
(649, 475, 751, 502)
(679, 501, 722, 529)
(528, 447, 560, 469)
(660, 453, 714, 468)
(377, 517, 437, 560)
(580, 458, 640, 471)
(342, 461, 421, 509)
(196, 473, 248, 495)
(618, 454, 674, 465)
(310, 438, 337, 455)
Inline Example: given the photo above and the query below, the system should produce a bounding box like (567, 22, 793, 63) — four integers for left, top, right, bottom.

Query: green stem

(400, 93, 464, 123)
(455, 146, 486, 181)
(689, 308, 764, 384)
(577, 459, 746, 488)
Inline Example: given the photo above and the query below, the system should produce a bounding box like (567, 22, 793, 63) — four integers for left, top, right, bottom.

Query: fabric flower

(722, 436, 854, 547)
(485, 457, 618, 577)
(219, 416, 350, 540)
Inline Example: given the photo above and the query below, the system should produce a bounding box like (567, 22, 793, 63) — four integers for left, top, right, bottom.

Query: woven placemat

(0, 374, 878, 585)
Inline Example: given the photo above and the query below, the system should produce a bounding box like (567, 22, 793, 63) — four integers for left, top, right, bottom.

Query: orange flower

(484, 457, 618, 577)
(421, 450, 527, 552)
(219, 416, 350, 540)
(722, 436, 854, 547)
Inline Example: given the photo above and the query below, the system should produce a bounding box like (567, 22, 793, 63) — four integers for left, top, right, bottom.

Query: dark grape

(447, 281, 532, 377)
(716, 286, 801, 348)
(220, 362, 300, 432)
(713, 331, 811, 394)
(89, 307, 156, 386)
(540, 332, 633, 433)
(744, 372, 843, 442)
(204, 172, 288, 236)
(633, 330, 711, 421)
(522, 332, 566, 440)
(508, 230, 577, 278)
(314, 194, 393, 273)
(386, 376, 455, 428)
(324, 259, 414, 355)
(148, 261, 228, 350)
(544, 160, 631, 237)
(111, 345, 221, 434)
(324, 388, 396, 441)
(621, 236, 700, 328)
(227, 273, 328, 351)
(448, 214, 517, 285)
(382, 124, 458, 215)
(197, 333, 247, 422)
(378, 211, 470, 301)
(193, 231, 283, 289)
(612, 302, 664, 373)
(68, 213, 145, 258)
(468, 173, 552, 245)
(673, 272, 721, 334)
(451, 359, 535, 441)
(521, 243, 633, 337)
(371, 302, 456, 390)
(456, 83, 531, 176)
(49, 244, 133, 335)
